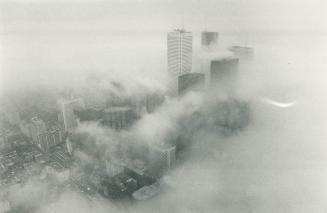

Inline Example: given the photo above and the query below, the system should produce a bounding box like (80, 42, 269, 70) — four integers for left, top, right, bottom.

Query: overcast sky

(0, 1, 326, 212)
(0, 0, 326, 34)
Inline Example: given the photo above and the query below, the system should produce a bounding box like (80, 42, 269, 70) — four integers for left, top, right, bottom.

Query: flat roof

(104, 106, 133, 112)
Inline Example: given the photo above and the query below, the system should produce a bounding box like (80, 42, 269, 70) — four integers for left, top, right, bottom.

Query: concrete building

(132, 183, 160, 201)
(167, 29, 193, 94)
(36, 127, 63, 152)
(66, 137, 73, 155)
(201, 31, 218, 47)
(103, 107, 136, 130)
(178, 73, 205, 95)
(167, 29, 193, 77)
(27, 117, 47, 144)
(210, 57, 239, 95)
(61, 98, 84, 132)
(229, 46, 254, 60)
(106, 159, 125, 178)
(75, 107, 104, 122)
(148, 143, 176, 177)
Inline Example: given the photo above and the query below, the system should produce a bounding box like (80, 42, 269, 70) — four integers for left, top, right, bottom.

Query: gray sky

(0, 1, 326, 212)
(0, 0, 326, 34)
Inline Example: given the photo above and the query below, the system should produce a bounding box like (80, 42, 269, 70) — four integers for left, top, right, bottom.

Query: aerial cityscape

(0, 0, 326, 213)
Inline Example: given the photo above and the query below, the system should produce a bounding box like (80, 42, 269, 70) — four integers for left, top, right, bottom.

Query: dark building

(229, 46, 254, 60)
(36, 127, 63, 152)
(210, 57, 239, 94)
(75, 107, 104, 122)
(201, 31, 219, 46)
(178, 73, 205, 96)
(103, 107, 137, 130)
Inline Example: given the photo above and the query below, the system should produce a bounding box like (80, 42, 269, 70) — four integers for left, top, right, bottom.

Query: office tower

(167, 29, 193, 77)
(29, 117, 47, 144)
(75, 107, 104, 122)
(66, 137, 73, 155)
(148, 143, 176, 177)
(36, 127, 63, 152)
(103, 107, 136, 130)
(106, 159, 125, 178)
(229, 46, 254, 60)
(61, 98, 84, 132)
(210, 57, 239, 94)
(201, 31, 218, 47)
(178, 73, 205, 95)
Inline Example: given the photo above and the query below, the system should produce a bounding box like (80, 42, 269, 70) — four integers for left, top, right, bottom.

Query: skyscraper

(148, 143, 176, 177)
(178, 73, 205, 96)
(167, 29, 193, 77)
(66, 137, 73, 155)
(106, 159, 125, 178)
(103, 106, 137, 130)
(36, 127, 63, 152)
(210, 57, 239, 95)
(229, 46, 254, 60)
(61, 98, 84, 132)
(201, 31, 218, 47)
(29, 117, 47, 144)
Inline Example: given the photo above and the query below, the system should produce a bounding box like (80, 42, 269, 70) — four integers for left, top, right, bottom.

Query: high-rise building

(66, 137, 73, 155)
(148, 143, 176, 177)
(106, 159, 125, 178)
(61, 98, 84, 132)
(167, 29, 193, 77)
(103, 107, 136, 130)
(201, 31, 218, 47)
(210, 57, 239, 94)
(229, 46, 254, 60)
(178, 73, 205, 95)
(29, 117, 47, 144)
(36, 127, 63, 152)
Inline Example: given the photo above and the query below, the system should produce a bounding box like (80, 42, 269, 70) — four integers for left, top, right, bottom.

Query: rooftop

(132, 183, 160, 201)
(104, 106, 133, 113)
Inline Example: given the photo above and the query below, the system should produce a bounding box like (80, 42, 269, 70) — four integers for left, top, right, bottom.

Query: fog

(0, 0, 327, 213)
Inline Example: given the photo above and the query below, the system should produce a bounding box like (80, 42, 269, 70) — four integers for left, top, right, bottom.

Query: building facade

(229, 46, 254, 60)
(103, 107, 136, 130)
(61, 98, 84, 132)
(210, 57, 239, 95)
(167, 29, 193, 77)
(178, 73, 205, 95)
(148, 144, 176, 177)
(36, 127, 63, 152)
(28, 117, 47, 144)
(201, 31, 218, 47)
(106, 159, 125, 178)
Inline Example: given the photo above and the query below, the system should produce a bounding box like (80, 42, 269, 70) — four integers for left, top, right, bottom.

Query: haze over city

(0, 0, 326, 213)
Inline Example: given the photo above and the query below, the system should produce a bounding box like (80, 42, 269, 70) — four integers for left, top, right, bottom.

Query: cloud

(0, 16, 326, 213)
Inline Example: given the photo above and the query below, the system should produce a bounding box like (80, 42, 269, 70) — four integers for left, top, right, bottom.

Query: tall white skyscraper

(61, 98, 84, 132)
(167, 29, 193, 77)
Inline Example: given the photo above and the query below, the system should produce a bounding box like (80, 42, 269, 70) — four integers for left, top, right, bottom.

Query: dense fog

(0, 0, 326, 212)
